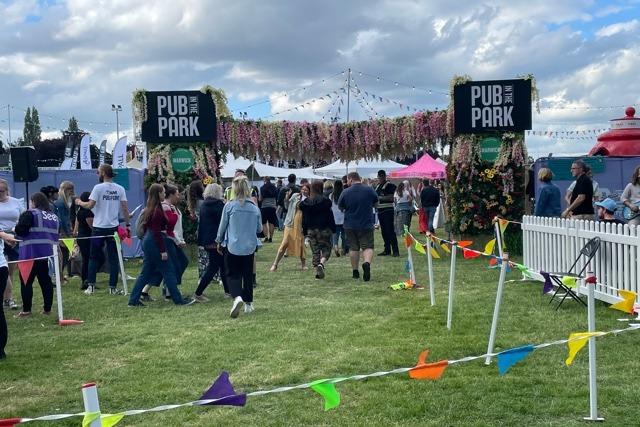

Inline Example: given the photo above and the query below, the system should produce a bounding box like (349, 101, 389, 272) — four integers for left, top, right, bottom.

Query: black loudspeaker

(10, 146, 39, 183)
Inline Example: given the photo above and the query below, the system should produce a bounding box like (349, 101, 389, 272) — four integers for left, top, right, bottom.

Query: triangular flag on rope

(566, 332, 604, 365)
(82, 412, 100, 427)
(414, 241, 426, 255)
(309, 379, 341, 411)
(610, 290, 637, 314)
(561, 276, 577, 289)
(488, 257, 498, 267)
(462, 248, 481, 259)
(498, 218, 508, 234)
(409, 349, 448, 380)
(540, 272, 554, 294)
(61, 238, 74, 253)
(513, 263, 532, 278)
(18, 259, 34, 283)
(100, 413, 125, 427)
(440, 243, 450, 254)
(457, 241, 473, 248)
(404, 233, 413, 248)
(199, 372, 247, 406)
(483, 239, 496, 255)
(497, 345, 534, 375)
(430, 247, 440, 259)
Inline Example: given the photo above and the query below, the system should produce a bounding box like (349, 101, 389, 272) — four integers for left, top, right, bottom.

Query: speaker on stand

(10, 146, 39, 203)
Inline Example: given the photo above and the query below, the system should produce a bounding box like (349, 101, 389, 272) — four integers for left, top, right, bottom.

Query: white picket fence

(522, 215, 640, 304)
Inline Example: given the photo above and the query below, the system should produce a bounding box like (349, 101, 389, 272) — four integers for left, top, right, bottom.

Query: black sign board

(141, 91, 216, 143)
(454, 79, 532, 134)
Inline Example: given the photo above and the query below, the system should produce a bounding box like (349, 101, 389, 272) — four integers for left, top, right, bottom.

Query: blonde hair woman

(0, 179, 25, 310)
(534, 168, 561, 217)
(216, 176, 262, 318)
(54, 181, 76, 280)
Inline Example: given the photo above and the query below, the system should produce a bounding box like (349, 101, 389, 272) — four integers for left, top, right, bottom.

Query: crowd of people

(0, 164, 444, 359)
(534, 161, 640, 226)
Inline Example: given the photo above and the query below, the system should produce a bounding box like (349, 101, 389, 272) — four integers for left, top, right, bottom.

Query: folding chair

(548, 237, 601, 310)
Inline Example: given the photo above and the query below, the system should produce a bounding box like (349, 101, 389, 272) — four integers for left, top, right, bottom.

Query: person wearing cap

(374, 170, 398, 257)
(596, 198, 624, 225)
(75, 164, 130, 295)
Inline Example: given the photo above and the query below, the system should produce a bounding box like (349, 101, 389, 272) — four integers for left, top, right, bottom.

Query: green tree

(31, 107, 41, 143)
(68, 116, 79, 133)
(21, 107, 33, 146)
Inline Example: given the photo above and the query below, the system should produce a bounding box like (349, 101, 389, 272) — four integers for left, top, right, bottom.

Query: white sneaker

(244, 303, 254, 313)
(84, 285, 95, 295)
(230, 296, 244, 318)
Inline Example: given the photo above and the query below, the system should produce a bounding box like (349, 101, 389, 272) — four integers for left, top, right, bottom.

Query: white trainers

(244, 303, 254, 313)
(230, 296, 244, 318)
(84, 285, 95, 295)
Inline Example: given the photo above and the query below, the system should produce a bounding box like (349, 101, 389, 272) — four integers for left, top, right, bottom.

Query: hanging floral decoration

(132, 89, 148, 124)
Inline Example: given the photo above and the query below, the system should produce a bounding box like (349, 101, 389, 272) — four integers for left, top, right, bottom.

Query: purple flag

(540, 271, 554, 294)
(199, 372, 247, 406)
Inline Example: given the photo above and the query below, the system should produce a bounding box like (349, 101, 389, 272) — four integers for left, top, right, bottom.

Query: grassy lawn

(1, 232, 639, 426)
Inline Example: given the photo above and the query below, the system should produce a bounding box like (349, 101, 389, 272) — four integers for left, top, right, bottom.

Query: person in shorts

(338, 172, 379, 282)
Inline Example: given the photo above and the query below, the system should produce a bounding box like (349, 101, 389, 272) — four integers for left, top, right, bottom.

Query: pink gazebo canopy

(389, 154, 446, 179)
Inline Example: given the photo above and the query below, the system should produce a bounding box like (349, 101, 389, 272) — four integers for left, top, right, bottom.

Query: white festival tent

(314, 157, 405, 178)
(219, 154, 325, 180)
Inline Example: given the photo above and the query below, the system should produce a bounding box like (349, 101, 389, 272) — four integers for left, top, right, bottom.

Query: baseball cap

(595, 198, 617, 213)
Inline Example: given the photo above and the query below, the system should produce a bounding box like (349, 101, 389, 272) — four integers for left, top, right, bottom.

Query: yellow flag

(82, 412, 100, 427)
(610, 290, 637, 314)
(101, 413, 125, 427)
(483, 239, 496, 255)
(498, 218, 508, 234)
(414, 241, 426, 255)
(61, 238, 74, 253)
(440, 243, 450, 254)
(430, 247, 440, 259)
(561, 276, 577, 289)
(565, 332, 603, 366)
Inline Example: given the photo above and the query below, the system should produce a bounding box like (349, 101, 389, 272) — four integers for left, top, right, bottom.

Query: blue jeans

(148, 239, 189, 286)
(332, 224, 349, 253)
(424, 206, 437, 233)
(128, 232, 187, 305)
(87, 226, 119, 288)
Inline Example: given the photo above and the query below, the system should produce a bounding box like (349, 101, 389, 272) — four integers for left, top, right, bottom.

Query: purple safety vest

(19, 209, 59, 260)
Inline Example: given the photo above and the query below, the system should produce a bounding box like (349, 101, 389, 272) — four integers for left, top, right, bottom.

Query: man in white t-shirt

(75, 164, 130, 295)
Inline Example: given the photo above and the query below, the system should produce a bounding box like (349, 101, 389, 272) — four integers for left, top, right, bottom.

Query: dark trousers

(148, 239, 189, 287)
(77, 237, 91, 283)
(424, 206, 437, 233)
(0, 266, 8, 357)
(128, 233, 186, 305)
(225, 252, 254, 303)
(20, 259, 54, 313)
(87, 227, 119, 288)
(196, 249, 228, 296)
(378, 209, 398, 254)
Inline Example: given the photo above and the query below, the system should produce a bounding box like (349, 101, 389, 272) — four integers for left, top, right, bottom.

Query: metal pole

(485, 252, 509, 365)
(52, 247, 64, 322)
(114, 233, 128, 295)
(426, 233, 435, 306)
(584, 271, 603, 421)
(407, 240, 416, 285)
(81, 383, 103, 427)
(7, 104, 11, 145)
(116, 109, 120, 140)
(447, 241, 457, 330)
(494, 220, 504, 258)
(346, 68, 351, 122)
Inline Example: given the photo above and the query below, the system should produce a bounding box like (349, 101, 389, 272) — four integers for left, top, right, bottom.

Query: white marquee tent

(314, 157, 405, 178)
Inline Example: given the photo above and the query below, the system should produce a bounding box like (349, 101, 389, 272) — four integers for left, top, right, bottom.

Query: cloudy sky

(1, 0, 639, 160)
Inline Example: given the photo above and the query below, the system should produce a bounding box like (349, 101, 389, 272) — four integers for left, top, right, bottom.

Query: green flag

(310, 379, 341, 411)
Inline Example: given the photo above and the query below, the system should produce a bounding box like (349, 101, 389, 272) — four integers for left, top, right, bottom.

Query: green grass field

(1, 232, 639, 426)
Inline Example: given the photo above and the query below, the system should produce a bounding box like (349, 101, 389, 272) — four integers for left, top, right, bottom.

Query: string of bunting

(402, 222, 637, 315)
(4, 324, 638, 426)
(259, 81, 348, 119)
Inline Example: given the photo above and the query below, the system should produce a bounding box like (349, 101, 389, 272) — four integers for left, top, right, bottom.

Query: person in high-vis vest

(14, 192, 59, 318)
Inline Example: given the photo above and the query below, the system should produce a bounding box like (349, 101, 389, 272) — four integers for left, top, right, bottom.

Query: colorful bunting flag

(462, 248, 481, 259)
(414, 241, 426, 255)
(483, 239, 496, 255)
(61, 238, 74, 253)
(199, 372, 247, 406)
(498, 219, 508, 234)
(610, 290, 637, 314)
(18, 259, 34, 283)
(497, 345, 534, 375)
(82, 412, 124, 427)
(457, 241, 473, 248)
(409, 350, 448, 380)
(540, 272, 554, 294)
(561, 276, 577, 289)
(440, 243, 450, 254)
(430, 247, 440, 259)
(513, 263, 533, 279)
(309, 379, 341, 411)
(82, 412, 100, 427)
(488, 257, 498, 267)
(565, 332, 603, 365)
(404, 233, 413, 248)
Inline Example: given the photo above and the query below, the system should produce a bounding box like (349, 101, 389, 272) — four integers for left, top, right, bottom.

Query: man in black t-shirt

(562, 160, 594, 220)
(419, 179, 440, 233)
(375, 170, 398, 256)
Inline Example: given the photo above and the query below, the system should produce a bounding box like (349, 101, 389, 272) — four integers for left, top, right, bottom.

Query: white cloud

(595, 19, 639, 38)
(22, 79, 51, 91)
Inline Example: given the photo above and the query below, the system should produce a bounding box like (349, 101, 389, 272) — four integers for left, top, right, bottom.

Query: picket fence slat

(522, 215, 639, 304)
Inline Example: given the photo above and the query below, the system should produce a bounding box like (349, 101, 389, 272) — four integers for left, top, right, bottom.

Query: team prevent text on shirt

(89, 182, 128, 228)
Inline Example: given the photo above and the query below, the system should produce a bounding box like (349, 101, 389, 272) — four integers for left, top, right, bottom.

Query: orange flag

(18, 259, 34, 283)
(409, 349, 448, 380)
(404, 234, 413, 248)
(498, 218, 508, 234)
(462, 248, 482, 259)
(488, 257, 498, 266)
(457, 240, 473, 248)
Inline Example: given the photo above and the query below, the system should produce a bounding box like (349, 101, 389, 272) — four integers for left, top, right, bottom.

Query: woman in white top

(0, 179, 25, 310)
(394, 180, 415, 235)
